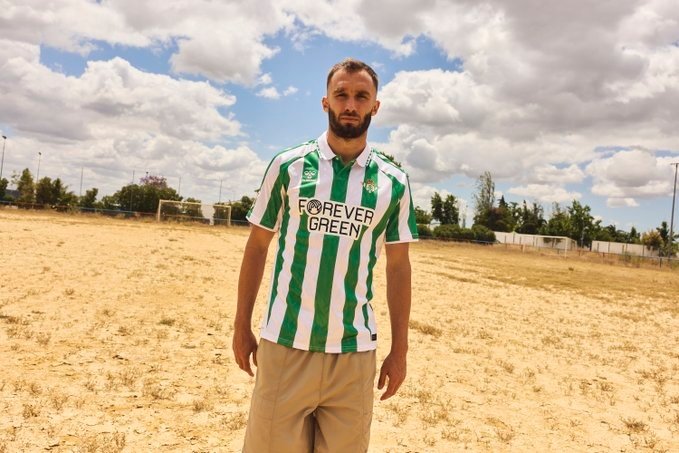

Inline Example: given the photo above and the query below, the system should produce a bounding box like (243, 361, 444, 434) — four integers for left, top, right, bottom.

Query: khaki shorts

(243, 339, 376, 453)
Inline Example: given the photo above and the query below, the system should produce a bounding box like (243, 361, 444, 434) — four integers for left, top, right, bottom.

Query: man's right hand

(232, 326, 258, 377)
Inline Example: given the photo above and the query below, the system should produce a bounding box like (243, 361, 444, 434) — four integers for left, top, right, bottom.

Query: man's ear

(321, 97, 329, 112)
(371, 100, 381, 116)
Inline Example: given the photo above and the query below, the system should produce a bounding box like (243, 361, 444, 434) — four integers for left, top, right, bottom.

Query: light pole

(669, 162, 679, 256)
(219, 179, 223, 203)
(36, 152, 42, 181)
(0, 135, 6, 181)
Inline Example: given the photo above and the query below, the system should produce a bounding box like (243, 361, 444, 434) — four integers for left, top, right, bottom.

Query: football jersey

(247, 131, 418, 353)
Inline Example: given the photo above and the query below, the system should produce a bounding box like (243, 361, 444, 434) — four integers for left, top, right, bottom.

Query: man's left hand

(377, 352, 407, 400)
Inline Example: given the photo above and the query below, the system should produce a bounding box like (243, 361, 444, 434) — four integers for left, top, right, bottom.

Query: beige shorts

(243, 339, 377, 453)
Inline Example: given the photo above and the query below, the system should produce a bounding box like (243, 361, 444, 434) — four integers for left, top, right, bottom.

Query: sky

(1, 0, 678, 233)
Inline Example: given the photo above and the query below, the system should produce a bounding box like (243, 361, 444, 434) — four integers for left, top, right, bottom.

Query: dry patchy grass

(2, 209, 679, 452)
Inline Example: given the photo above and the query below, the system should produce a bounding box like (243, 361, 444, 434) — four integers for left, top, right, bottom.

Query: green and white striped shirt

(247, 132, 418, 353)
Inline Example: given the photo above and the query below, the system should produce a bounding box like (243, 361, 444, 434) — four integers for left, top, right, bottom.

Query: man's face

(323, 69, 380, 140)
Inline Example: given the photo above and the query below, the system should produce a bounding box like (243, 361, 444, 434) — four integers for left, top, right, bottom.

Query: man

(233, 58, 418, 452)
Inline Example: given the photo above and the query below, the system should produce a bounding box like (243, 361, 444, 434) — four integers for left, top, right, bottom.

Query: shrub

(433, 224, 479, 241)
(471, 224, 496, 243)
(417, 224, 432, 238)
(433, 224, 460, 240)
(457, 228, 475, 241)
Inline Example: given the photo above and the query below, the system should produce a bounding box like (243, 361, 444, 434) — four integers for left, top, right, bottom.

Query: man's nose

(344, 97, 358, 112)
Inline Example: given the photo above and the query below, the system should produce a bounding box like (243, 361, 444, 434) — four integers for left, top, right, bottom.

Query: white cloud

(257, 85, 299, 100)
(362, 1, 679, 212)
(377, 70, 494, 131)
(0, 41, 261, 203)
(586, 149, 674, 204)
(257, 73, 274, 86)
(256, 87, 282, 100)
(0, 46, 240, 142)
(1, 0, 292, 85)
(607, 198, 640, 208)
(2, 0, 679, 222)
(508, 184, 581, 204)
(532, 164, 586, 185)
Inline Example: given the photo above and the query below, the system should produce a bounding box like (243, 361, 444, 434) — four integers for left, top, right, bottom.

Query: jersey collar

(318, 131, 372, 167)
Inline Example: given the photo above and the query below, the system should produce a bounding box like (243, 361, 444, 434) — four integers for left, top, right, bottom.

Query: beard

(328, 107, 372, 139)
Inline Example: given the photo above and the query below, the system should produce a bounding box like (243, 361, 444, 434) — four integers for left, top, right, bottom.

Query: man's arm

(377, 242, 412, 400)
(232, 224, 275, 376)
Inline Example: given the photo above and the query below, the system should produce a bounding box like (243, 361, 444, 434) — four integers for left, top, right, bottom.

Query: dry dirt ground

(1, 209, 678, 452)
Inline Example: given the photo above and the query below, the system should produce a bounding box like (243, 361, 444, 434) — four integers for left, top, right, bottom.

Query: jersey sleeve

(384, 175, 419, 243)
(247, 156, 286, 232)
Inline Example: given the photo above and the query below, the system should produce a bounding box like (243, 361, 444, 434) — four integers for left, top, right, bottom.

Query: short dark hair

(326, 58, 379, 91)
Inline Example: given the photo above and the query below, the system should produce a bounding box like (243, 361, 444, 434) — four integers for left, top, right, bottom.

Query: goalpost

(156, 200, 231, 226)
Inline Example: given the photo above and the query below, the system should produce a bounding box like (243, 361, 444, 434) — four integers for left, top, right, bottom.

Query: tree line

(416, 171, 677, 255)
(0, 168, 253, 222)
(1, 167, 676, 254)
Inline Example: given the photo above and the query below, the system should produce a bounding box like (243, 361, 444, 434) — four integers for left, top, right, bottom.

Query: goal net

(156, 200, 231, 226)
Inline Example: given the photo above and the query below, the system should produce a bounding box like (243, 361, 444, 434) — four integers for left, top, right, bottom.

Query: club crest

(363, 178, 377, 193)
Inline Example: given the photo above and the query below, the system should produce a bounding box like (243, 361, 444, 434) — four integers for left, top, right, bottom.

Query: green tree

(472, 171, 495, 227)
(35, 177, 77, 207)
(15, 168, 35, 204)
(414, 206, 432, 225)
(655, 221, 678, 256)
(430, 192, 459, 225)
(98, 195, 120, 211)
(0, 177, 8, 200)
(641, 230, 663, 251)
(568, 200, 597, 247)
(656, 221, 670, 245)
(542, 203, 571, 237)
(629, 226, 640, 244)
(441, 195, 459, 225)
(79, 188, 99, 209)
(35, 177, 54, 205)
(224, 195, 255, 223)
(430, 192, 444, 224)
(181, 197, 205, 221)
(516, 201, 545, 234)
(484, 196, 514, 232)
(594, 225, 615, 242)
(114, 175, 181, 213)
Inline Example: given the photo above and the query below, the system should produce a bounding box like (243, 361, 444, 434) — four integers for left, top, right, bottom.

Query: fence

(591, 240, 659, 258)
(0, 200, 250, 226)
(493, 231, 577, 252)
(492, 231, 676, 269)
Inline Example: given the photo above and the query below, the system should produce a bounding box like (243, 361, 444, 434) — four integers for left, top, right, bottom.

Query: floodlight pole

(669, 162, 679, 256)
(219, 179, 223, 203)
(0, 135, 7, 181)
(36, 152, 42, 181)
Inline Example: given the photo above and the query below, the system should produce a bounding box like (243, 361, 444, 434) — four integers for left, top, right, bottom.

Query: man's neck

(326, 130, 368, 164)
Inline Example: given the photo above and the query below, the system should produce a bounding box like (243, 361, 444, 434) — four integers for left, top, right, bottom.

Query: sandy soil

(1, 208, 678, 452)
